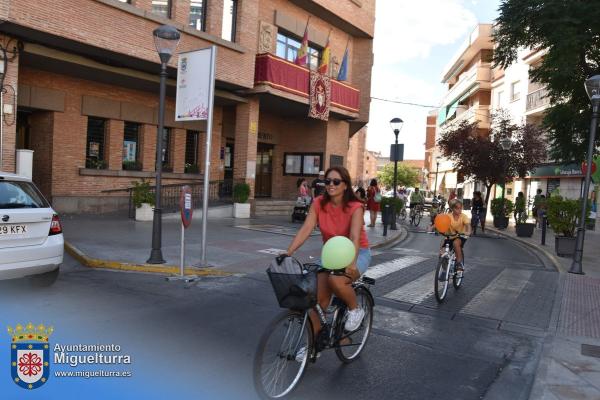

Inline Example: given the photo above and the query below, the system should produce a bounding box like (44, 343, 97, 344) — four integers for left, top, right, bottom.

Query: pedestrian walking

(366, 179, 381, 227)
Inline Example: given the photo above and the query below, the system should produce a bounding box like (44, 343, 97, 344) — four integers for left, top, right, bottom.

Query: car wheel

(29, 267, 60, 287)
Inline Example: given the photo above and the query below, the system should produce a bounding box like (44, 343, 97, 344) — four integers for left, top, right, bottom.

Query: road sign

(390, 144, 404, 162)
(180, 186, 193, 229)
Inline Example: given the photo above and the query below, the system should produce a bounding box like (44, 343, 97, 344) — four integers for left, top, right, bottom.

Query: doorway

(255, 143, 273, 197)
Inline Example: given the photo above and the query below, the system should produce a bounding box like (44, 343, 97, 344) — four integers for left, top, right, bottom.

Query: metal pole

(434, 162, 439, 197)
(147, 62, 168, 264)
(569, 100, 599, 274)
(391, 131, 399, 230)
(180, 222, 185, 276)
(200, 46, 217, 266)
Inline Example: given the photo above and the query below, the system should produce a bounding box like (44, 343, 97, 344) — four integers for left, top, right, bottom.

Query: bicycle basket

(267, 261, 318, 310)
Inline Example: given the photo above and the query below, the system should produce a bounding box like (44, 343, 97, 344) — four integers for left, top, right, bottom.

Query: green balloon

(321, 236, 356, 270)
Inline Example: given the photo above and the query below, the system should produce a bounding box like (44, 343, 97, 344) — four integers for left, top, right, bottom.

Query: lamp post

(499, 137, 513, 202)
(390, 117, 403, 231)
(569, 75, 600, 275)
(147, 25, 180, 265)
(434, 156, 441, 197)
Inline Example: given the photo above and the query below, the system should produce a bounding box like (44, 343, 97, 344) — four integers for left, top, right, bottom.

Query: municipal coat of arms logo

(8, 323, 53, 390)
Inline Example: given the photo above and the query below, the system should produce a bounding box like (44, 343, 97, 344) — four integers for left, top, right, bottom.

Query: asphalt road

(0, 221, 558, 400)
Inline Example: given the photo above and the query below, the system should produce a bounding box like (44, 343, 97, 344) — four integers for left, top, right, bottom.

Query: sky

(367, 0, 501, 160)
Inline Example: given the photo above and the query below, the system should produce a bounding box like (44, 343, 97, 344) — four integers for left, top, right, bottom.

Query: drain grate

(581, 344, 600, 359)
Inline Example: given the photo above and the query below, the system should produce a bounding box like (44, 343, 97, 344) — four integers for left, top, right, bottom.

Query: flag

(295, 19, 309, 67)
(337, 44, 349, 81)
(318, 31, 331, 75)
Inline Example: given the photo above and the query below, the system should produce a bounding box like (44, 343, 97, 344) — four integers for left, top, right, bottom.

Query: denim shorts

(316, 248, 372, 275)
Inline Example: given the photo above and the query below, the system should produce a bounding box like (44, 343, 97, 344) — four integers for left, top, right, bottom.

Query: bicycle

(254, 261, 376, 399)
(409, 204, 423, 226)
(434, 235, 465, 303)
(398, 206, 407, 222)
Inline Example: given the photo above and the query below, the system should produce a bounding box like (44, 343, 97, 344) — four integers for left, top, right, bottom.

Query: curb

(486, 227, 565, 273)
(64, 242, 231, 277)
(371, 225, 408, 250)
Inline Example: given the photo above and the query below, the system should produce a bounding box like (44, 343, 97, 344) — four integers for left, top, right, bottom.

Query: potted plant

(132, 179, 155, 221)
(514, 210, 535, 237)
(546, 195, 587, 257)
(380, 196, 405, 224)
(491, 198, 514, 229)
(233, 182, 251, 218)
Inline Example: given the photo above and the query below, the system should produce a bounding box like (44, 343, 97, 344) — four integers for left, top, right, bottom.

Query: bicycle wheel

(434, 257, 450, 303)
(254, 311, 313, 399)
(400, 208, 407, 222)
(335, 287, 374, 363)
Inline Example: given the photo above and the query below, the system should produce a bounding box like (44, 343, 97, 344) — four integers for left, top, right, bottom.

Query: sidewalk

(60, 212, 404, 275)
(485, 219, 600, 400)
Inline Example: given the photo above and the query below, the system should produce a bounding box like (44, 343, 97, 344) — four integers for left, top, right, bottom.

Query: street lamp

(499, 137, 513, 201)
(147, 25, 180, 265)
(434, 156, 442, 197)
(390, 117, 404, 199)
(569, 75, 600, 274)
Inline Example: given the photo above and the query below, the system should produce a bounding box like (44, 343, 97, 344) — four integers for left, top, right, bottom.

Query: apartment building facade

(491, 48, 593, 206)
(0, 0, 374, 213)
(435, 24, 493, 199)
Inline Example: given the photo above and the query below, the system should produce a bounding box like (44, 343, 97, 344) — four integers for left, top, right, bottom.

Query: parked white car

(0, 172, 63, 281)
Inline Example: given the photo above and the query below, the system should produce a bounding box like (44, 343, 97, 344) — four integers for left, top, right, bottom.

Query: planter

(515, 222, 535, 237)
(233, 203, 251, 219)
(135, 203, 153, 221)
(493, 216, 509, 229)
(555, 236, 576, 257)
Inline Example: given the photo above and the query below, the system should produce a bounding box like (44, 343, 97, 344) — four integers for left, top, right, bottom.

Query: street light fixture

(147, 25, 180, 265)
(434, 156, 442, 197)
(569, 75, 600, 274)
(390, 117, 403, 231)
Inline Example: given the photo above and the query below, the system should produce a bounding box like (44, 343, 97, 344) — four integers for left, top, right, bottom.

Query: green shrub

(233, 183, 251, 204)
(546, 195, 587, 237)
(380, 196, 405, 212)
(185, 163, 200, 174)
(491, 198, 514, 218)
(122, 160, 142, 171)
(131, 179, 155, 208)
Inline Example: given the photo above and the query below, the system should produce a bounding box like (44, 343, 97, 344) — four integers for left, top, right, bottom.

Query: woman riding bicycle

(284, 166, 371, 335)
(442, 199, 471, 275)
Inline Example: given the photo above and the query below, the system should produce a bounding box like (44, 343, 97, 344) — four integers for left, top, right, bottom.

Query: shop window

(152, 0, 171, 18)
(123, 122, 142, 171)
(85, 117, 107, 169)
(160, 128, 172, 172)
(185, 130, 200, 173)
(276, 33, 321, 70)
(189, 1, 206, 31)
(284, 153, 322, 176)
(221, 0, 238, 42)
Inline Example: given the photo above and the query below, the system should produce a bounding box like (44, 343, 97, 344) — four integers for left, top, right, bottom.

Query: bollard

(382, 204, 390, 237)
(541, 213, 547, 245)
(390, 203, 397, 231)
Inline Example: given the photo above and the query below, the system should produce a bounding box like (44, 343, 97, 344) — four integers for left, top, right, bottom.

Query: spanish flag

(318, 32, 331, 75)
(295, 18, 310, 66)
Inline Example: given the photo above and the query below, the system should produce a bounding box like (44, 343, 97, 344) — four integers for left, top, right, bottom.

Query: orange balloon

(434, 213, 451, 234)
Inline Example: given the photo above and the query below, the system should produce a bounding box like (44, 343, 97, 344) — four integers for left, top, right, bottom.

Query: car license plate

(0, 224, 27, 235)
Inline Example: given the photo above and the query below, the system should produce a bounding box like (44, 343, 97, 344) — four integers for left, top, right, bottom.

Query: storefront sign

(176, 48, 214, 121)
(528, 163, 584, 178)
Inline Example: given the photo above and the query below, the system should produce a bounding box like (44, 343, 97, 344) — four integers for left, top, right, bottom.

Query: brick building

(0, 0, 374, 213)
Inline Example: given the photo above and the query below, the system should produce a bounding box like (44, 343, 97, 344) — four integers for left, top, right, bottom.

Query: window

(185, 130, 200, 173)
(123, 122, 141, 171)
(221, 0, 238, 42)
(189, 1, 206, 31)
(496, 90, 504, 108)
(284, 153, 322, 176)
(0, 181, 48, 209)
(160, 128, 172, 171)
(152, 0, 171, 18)
(86, 117, 107, 169)
(276, 33, 321, 70)
(511, 81, 520, 102)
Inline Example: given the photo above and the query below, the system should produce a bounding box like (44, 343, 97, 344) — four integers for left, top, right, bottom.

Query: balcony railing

(254, 53, 360, 113)
(526, 87, 550, 112)
(442, 63, 491, 105)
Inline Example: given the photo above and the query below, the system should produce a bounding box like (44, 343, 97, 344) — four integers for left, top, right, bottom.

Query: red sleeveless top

(312, 196, 369, 249)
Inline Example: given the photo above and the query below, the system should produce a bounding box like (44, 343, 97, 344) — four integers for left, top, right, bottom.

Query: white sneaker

(345, 307, 365, 332)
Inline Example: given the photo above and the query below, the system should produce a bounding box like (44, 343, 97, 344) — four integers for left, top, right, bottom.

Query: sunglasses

(324, 178, 343, 186)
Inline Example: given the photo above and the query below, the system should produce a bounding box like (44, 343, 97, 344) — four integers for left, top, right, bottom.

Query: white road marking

(257, 248, 287, 255)
(366, 255, 428, 279)
(384, 271, 435, 304)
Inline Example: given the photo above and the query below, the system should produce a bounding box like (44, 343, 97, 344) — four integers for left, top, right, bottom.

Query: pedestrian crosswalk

(365, 255, 427, 279)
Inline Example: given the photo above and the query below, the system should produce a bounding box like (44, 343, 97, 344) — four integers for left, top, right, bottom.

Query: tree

(377, 163, 420, 189)
(437, 113, 547, 206)
(493, 0, 600, 162)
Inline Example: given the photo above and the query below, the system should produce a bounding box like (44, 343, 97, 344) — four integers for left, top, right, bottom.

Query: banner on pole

(176, 47, 214, 121)
(308, 72, 331, 121)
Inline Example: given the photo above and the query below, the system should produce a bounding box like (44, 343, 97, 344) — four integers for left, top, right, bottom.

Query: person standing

(311, 171, 327, 199)
(366, 179, 381, 227)
(514, 191, 526, 222)
(471, 191, 485, 233)
(532, 189, 543, 226)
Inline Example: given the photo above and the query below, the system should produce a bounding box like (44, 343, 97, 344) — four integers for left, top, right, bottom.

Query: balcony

(526, 87, 550, 113)
(442, 105, 491, 129)
(442, 63, 492, 106)
(254, 53, 360, 115)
